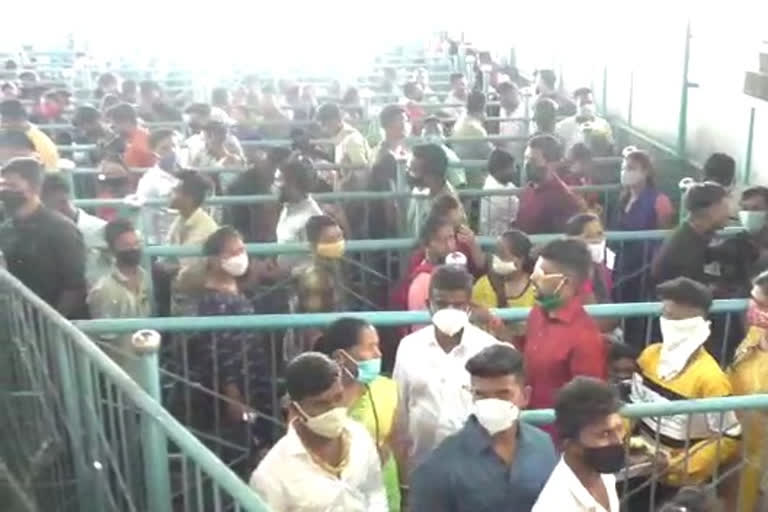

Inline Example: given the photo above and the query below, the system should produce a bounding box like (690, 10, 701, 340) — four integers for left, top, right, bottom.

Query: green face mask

(536, 293, 565, 311)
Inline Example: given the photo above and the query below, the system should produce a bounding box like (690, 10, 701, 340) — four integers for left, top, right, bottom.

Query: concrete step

(744, 70, 768, 101)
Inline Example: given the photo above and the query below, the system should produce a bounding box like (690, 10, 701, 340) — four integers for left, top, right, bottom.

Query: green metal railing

(0, 269, 270, 512)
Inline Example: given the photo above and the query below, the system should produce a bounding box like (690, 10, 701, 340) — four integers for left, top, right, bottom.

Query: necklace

(304, 428, 351, 478)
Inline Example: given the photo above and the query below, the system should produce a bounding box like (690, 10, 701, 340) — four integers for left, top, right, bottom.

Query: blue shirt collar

(461, 415, 524, 455)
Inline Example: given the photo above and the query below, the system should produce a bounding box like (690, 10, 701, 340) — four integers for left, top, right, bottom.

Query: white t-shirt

(533, 457, 620, 512)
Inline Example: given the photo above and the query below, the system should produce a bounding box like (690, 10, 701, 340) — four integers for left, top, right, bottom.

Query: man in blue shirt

(409, 344, 557, 512)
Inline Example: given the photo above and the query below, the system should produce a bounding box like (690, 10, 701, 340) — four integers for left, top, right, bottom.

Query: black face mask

(525, 161, 548, 183)
(406, 173, 426, 189)
(115, 248, 142, 267)
(0, 189, 28, 212)
(582, 443, 626, 474)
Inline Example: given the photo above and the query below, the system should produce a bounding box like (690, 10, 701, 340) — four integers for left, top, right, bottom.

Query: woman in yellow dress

(315, 317, 401, 511)
(728, 270, 768, 511)
(471, 229, 535, 345)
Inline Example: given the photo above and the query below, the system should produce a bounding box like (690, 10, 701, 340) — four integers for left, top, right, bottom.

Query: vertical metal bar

(75, 349, 107, 510)
(677, 20, 692, 158)
(627, 71, 635, 127)
(601, 65, 608, 116)
(744, 107, 756, 185)
(133, 330, 173, 510)
(196, 463, 205, 512)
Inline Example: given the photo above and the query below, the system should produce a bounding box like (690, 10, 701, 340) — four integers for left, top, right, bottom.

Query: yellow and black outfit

(630, 343, 741, 486)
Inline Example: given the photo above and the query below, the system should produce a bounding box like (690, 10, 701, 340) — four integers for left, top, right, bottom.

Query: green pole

(133, 330, 172, 511)
(744, 107, 756, 186)
(677, 20, 692, 158)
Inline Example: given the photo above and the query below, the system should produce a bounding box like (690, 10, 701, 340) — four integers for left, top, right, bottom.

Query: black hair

(535, 69, 557, 89)
(149, 128, 176, 150)
(538, 238, 592, 282)
(496, 81, 518, 95)
(184, 103, 212, 117)
(555, 376, 620, 440)
(379, 104, 407, 128)
(107, 103, 138, 124)
(280, 156, 316, 193)
(104, 218, 136, 249)
(41, 173, 71, 197)
(500, 229, 533, 271)
(1, 157, 43, 187)
(527, 134, 563, 163)
(564, 213, 601, 237)
(267, 146, 293, 167)
(466, 91, 486, 115)
(429, 194, 461, 219)
(573, 87, 593, 99)
(315, 317, 372, 356)
(342, 87, 360, 104)
(610, 341, 639, 362)
(742, 186, 768, 207)
(72, 105, 101, 127)
(429, 264, 473, 296)
(286, 352, 340, 402)
(203, 121, 228, 137)
(315, 103, 343, 124)
(685, 181, 728, 215)
(18, 71, 38, 82)
(0, 99, 27, 121)
(0, 129, 35, 150)
(703, 153, 735, 188)
(305, 214, 339, 245)
(419, 213, 454, 246)
(202, 225, 242, 257)
(568, 142, 592, 163)
(403, 81, 420, 98)
(465, 344, 525, 379)
(176, 170, 211, 207)
(533, 97, 557, 125)
(412, 144, 448, 179)
(1, 82, 14, 92)
(656, 277, 712, 312)
(211, 87, 230, 107)
(488, 148, 515, 175)
(449, 73, 465, 85)
(658, 486, 719, 512)
(122, 79, 137, 95)
(97, 72, 118, 88)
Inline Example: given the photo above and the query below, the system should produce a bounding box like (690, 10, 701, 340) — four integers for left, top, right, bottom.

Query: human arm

(391, 344, 412, 485)
(362, 427, 389, 512)
(408, 460, 454, 512)
(407, 273, 432, 311)
(53, 223, 87, 317)
(456, 224, 487, 272)
(569, 323, 608, 379)
(248, 465, 288, 511)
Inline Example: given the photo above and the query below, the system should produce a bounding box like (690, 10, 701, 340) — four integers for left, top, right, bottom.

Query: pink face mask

(747, 299, 768, 329)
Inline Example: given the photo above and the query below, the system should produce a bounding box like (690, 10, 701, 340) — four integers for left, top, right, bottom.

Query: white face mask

(739, 210, 767, 234)
(474, 398, 520, 435)
(491, 255, 518, 276)
(658, 316, 711, 380)
(221, 252, 249, 277)
(445, 251, 468, 268)
(587, 240, 606, 264)
(295, 403, 348, 438)
(620, 169, 644, 187)
(431, 307, 469, 337)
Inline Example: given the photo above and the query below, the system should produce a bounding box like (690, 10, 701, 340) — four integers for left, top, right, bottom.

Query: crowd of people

(1, 49, 768, 512)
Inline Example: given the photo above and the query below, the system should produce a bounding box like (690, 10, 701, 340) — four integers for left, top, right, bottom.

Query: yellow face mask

(315, 240, 346, 260)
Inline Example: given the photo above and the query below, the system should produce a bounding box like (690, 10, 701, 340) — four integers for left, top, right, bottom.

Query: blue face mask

(356, 358, 382, 385)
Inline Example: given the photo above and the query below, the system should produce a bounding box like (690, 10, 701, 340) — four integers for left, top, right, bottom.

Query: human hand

(456, 224, 476, 246)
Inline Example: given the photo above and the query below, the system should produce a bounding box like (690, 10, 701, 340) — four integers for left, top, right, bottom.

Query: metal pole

(601, 65, 608, 116)
(677, 20, 693, 158)
(627, 71, 634, 127)
(132, 330, 172, 511)
(744, 107, 756, 185)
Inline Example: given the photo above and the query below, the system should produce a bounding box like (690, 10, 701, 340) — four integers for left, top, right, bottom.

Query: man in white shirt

(250, 352, 387, 512)
(182, 103, 243, 166)
(556, 87, 613, 152)
(452, 91, 494, 189)
(130, 129, 180, 245)
(316, 102, 370, 169)
(533, 377, 625, 512)
(393, 265, 499, 479)
(497, 81, 527, 159)
(41, 173, 110, 286)
(443, 73, 469, 119)
(480, 148, 519, 236)
(274, 157, 323, 270)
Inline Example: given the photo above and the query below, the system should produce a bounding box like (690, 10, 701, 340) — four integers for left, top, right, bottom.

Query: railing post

(677, 19, 693, 159)
(744, 107, 756, 186)
(132, 330, 172, 511)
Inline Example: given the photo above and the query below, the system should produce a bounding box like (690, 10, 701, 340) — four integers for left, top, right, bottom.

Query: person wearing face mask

(393, 265, 499, 483)
(87, 219, 149, 377)
(628, 277, 741, 490)
(472, 229, 535, 343)
(556, 87, 613, 152)
(183, 103, 244, 166)
(533, 377, 625, 512)
(652, 182, 731, 287)
(0, 158, 87, 319)
(516, 134, 584, 234)
(405, 214, 458, 313)
(129, 129, 180, 245)
(495, 81, 526, 157)
(421, 116, 466, 190)
(105, 103, 155, 168)
(480, 148, 519, 236)
(533, 69, 577, 117)
(191, 226, 273, 448)
(565, 213, 615, 305)
(0, 99, 59, 172)
(405, 143, 466, 238)
(727, 270, 768, 511)
(608, 341, 639, 402)
(316, 318, 401, 512)
(250, 352, 388, 512)
(703, 152, 737, 218)
(41, 174, 110, 287)
(411, 344, 556, 512)
(452, 91, 494, 188)
(524, 239, 606, 424)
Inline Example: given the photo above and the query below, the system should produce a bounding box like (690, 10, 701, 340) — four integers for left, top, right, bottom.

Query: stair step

(744, 70, 768, 101)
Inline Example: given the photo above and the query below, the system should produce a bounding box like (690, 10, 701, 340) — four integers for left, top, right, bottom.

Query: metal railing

(0, 269, 270, 512)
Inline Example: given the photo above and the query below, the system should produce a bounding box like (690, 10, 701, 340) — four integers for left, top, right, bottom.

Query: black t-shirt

(652, 221, 711, 285)
(0, 206, 87, 318)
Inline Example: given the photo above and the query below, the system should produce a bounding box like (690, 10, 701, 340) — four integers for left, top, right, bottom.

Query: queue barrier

(0, 269, 271, 512)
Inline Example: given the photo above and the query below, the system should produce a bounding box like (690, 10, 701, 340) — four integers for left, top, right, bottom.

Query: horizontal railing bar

(74, 299, 748, 334)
